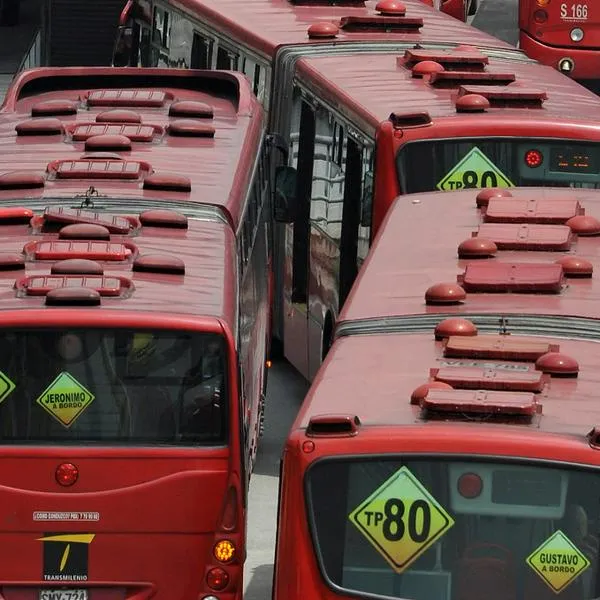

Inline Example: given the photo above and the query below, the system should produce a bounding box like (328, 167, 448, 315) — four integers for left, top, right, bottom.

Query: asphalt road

(242, 2, 520, 598)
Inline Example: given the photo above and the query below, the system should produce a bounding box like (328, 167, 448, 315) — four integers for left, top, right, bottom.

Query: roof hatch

(339, 14, 423, 32)
(428, 71, 515, 88)
(457, 262, 565, 294)
(444, 335, 559, 361)
(71, 123, 157, 143)
(483, 197, 583, 224)
(421, 388, 539, 417)
(42, 207, 134, 234)
(403, 48, 489, 71)
(476, 223, 574, 251)
(24, 240, 136, 262)
(48, 159, 146, 180)
(85, 90, 170, 108)
(457, 85, 548, 107)
(430, 366, 547, 393)
(16, 275, 132, 298)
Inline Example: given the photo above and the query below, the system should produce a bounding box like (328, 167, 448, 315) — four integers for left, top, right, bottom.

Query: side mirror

(274, 165, 297, 223)
(360, 170, 374, 228)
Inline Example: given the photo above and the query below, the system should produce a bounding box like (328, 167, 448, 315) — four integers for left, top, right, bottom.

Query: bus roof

(292, 330, 600, 441)
(0, 67, 263, 230)
(167, 0, 519, 56)
(295, 48, 600, 130)
(337, 186, 600, 335)
(0, 205, 236, 325)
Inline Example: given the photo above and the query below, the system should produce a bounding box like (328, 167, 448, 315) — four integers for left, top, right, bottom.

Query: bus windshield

(397, 138, 600, 193)
(0, 328, 227, 445)
(307, 457, 600, 600)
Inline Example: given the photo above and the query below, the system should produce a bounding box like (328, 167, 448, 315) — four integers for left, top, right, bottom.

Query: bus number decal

(561, 3, 588, 20)
(36, 372, 95, 428)
(349, 466, 455, 573)
(527, 530, 590, 593)
(437, 147, 515, 192)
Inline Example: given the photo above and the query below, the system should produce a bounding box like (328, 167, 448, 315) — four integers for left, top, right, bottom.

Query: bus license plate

(40, 590, 88, 600)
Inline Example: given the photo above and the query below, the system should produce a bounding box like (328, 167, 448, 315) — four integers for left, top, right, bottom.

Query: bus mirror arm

(266, 133, 289, 163)
(273, 166, 297, 223)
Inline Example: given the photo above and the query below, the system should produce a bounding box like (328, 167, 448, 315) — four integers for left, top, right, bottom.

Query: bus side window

(358, 147, 375, 265)
(216, 45, 239, 70)
(191, 32, 213, 69)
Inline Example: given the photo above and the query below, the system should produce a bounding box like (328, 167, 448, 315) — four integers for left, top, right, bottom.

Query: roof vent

(43, 207, 133, 234)
(31, 99, 78, 117)
(424, 283, 466, 305)
(0, 207, 34, 224)
(555, 256, 593, 278)
(403, 48, 488, 70)
(48, 159, 144, 180)
(84, 134, 132, 152)
(143, 173, 191, 192)
(307, 22, 339, 38)
(45, 287, 101, 306)
(456, 94, 490, 113)
(168, 120, 216, 138)
(339, 14, 423, 31)
(476, 188, 513, 208)
(0, 253, 25, 271)
(16, 118, 64, 136)
(133, 254, 185, 275)
(429, 71, 515, 88)
(444, 335, 559, 361)
(58, 223, 111, 241)
(139, 209, 188, 229)
(457, 237, 498, 258)
(306, 414, 361, 437)
(86, 89, 169, 108)
(168, 100, 214, 119)
(434, 318, 478, 340)
(430, 366, 548, 392)
(421, 388, 540, 418)
(535, 352, 579, 377)
(411, 61, 445, 78)
(0, 171, 45, 190)
(74, 124, 156, 143)
(457, 262, 564, 294)
(96, 109, 142, 123)
(51, 259, 104, 275)
(289, 0, 364, 4)
(483, 197, 583, 224)
(17, 275, 132, 298)
(26, 240, 135, 261)
(457, 85, 547, 107)
(476, 223, 574, 251)
(566, 215, 600, 236)
(388, 111, 432, 128)
(376, 0, 405, 14)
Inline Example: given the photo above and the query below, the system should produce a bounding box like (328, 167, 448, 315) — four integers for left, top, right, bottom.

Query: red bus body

(111, 0, 600, 382)
(519, 0, 600, 81)
(274, 185, 600, 599)
(0, 66, 271, 600)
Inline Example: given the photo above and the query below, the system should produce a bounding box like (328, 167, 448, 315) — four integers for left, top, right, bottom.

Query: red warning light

(525, 149, 543, 168)
(457, 472, 483, 499)
(56, 462, 79, 486)
(533, 9, 548, 23)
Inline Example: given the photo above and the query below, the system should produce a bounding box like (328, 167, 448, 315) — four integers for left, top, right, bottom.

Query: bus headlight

(571, 27, 584, 42)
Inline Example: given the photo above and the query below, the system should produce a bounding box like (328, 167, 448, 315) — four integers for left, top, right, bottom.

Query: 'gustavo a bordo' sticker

(527, 530, 590, 593)
(348, 466, 454, 573)
(36, 372, 95, 428)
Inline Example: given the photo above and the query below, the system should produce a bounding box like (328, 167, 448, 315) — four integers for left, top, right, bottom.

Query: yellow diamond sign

(437, 146, 515, 191)
(527, 530, 590, 593)
(349, 466, 454, 573)
(0, 371, 15, 404)
(36, 372, 95, 428)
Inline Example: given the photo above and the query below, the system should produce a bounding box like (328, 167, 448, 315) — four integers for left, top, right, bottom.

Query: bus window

(191, 31, 213, 69)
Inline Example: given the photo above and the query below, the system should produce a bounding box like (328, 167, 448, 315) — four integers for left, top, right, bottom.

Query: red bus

(519, 0, 599, 83)
(112, 0, 600, 382)
(0, 66, 271, 599)
(274, 184, 600, 600)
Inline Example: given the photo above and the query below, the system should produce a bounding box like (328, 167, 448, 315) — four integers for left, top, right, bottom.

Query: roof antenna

(76, 185, 100, 209)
